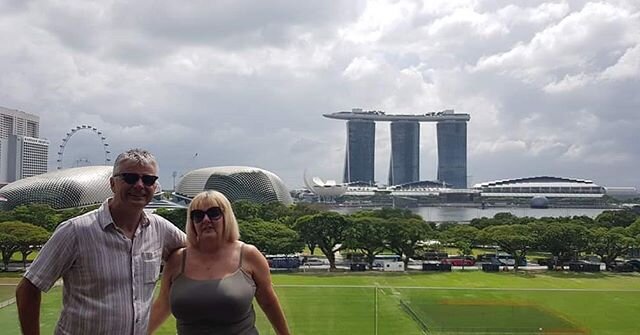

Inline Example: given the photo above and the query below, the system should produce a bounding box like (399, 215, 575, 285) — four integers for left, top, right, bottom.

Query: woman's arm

(148, 248, 182, 334)
(245, 244, 290, 335)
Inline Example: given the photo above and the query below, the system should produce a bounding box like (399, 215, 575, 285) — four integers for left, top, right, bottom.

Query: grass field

(0, 272, 638, 334)
(0, 286, 16, 301)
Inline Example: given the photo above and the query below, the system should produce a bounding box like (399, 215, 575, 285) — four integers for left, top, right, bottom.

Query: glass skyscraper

(437, 121, 467, 188)
(343, 119, 375, 184)
(388, 121, 420, 185)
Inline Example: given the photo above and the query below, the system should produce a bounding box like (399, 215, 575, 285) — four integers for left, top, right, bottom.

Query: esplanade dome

(175, 166, 292, 205)
(0, 166, 113, 210)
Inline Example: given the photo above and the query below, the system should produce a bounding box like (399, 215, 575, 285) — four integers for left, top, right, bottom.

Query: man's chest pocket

(142, 249, 161, 284)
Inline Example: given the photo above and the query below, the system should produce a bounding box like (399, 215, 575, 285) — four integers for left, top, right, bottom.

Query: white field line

(0, 280, 61, 309)
(274, 284, 640, 292)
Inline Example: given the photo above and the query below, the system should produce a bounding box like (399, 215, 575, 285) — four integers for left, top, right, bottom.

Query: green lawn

(0, 286, 16, 301)
(0, 272, 638, 334)
(9, 251, 38, 263)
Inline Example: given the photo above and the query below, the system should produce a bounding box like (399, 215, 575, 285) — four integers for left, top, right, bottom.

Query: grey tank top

(170, 244, 258, 335)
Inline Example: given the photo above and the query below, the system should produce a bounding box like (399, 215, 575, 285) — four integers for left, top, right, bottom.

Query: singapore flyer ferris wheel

(56, 125, 112, 170)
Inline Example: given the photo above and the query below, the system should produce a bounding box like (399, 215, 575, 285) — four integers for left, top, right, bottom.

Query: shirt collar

(98, 198, 151, 230)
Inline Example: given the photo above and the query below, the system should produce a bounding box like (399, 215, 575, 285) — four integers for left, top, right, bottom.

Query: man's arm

(17, 219, 78, 335)
(16, 278, 42, 335)
(157, 215, 186, 260)
(147, 249, 182, 334)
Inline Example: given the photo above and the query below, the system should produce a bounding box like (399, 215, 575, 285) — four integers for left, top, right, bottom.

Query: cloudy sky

(1, 0, 638, 190)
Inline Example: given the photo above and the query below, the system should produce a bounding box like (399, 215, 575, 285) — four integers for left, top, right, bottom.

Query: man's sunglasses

(114, 173, 159, 187)
(190, 207, 223, 223)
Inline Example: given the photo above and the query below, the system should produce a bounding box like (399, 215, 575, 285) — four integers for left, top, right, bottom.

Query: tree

(469, 217, 497, 230)
(232, 200, 261, 221)
(351, 207, 422, 220)
(343, 217, 387, 269)
(278, 203, 321, 228)
(595, 209, 638, 228)
(385, 218, 433, 268)
(294, 212, 351, 269)
(289, 203, 321, 218)
(0, 233, 17, 271)
(259, 202, 292, 222)
(12, 204, 61, 231)
(628, 219, 640, 252)
(154, 208, 187, 231)
(627, 218, 640, 238)
(238, 219, 303, 255)
(469, 213, 529, 230)
(494, 212, 518, 222)
(0, 221, 51, 271)
(588, 227, 634, 270)
(570, 215, 595, 228)
(440, 225, 479, 270)
(480, 224, 534, 271)
(530, 221, 589, 265)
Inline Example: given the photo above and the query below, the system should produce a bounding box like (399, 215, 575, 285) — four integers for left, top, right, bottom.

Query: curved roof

(0, 166, 113, 210)
(474, 176, 597, 188)
(390, 180, 451, 190)
(303, 175, 347, 197)
(176, 166, 292, 205)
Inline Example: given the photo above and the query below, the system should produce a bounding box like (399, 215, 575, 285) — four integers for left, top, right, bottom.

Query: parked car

(440, 256, 475, 266)
(303, 258, 328, 266)
(477, 253, 526, 266)
(625, 259, 640, 271)
(611, 259, 640, 272)
(372, 255, 402, 268)
(267, 255, 301, 269)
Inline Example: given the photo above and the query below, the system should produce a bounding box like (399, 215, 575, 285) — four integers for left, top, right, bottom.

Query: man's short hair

(112, 148, 158, 175)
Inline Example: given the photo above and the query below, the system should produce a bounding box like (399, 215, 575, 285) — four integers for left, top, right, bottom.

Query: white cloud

(0, 0, 639, 189)
(342, 57, 381, 80)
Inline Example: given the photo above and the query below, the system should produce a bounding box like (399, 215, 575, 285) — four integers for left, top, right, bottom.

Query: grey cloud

(2, 1, 639, 190)
(110, 1, 365, 51)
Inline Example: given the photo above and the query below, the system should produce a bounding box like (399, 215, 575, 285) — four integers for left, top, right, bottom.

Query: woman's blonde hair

(186, 190, 240, 246)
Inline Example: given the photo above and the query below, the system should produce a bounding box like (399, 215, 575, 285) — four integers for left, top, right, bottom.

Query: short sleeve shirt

(24, 199, 186, 335)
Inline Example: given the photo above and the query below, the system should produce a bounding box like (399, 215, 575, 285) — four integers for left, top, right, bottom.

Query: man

(16, 148, 186, 335)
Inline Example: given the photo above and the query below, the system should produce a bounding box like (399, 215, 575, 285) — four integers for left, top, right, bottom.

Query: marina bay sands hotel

(324, 108, 470, 188)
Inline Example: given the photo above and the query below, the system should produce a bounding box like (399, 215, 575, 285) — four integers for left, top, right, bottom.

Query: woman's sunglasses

(190, 207, 223, 223)
(114, 173, 159, 187)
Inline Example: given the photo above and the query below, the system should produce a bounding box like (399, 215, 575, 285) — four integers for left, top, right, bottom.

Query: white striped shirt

(25, 199, 186, 335)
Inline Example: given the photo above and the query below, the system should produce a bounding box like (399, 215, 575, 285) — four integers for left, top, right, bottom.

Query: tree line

(2, 201, 639, 272)
(0, 204, 97, 271)
(158, 202, 640, 271)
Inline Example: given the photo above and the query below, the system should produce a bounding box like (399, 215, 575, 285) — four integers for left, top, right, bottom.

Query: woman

(148, 190, 290, 335)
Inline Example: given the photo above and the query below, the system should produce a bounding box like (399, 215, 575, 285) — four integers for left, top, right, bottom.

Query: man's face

(110, 160, 158, 210)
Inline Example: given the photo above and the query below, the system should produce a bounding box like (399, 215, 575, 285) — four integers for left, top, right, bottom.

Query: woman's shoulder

(239, 241, 261, 255)
(238, 242, 267, 265)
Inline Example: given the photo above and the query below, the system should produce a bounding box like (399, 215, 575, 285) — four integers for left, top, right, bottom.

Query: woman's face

(190, 203, 225, 240)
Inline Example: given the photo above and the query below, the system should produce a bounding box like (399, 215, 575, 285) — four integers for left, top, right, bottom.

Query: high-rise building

(388, 121, 420, 185)
(437, 120, 467, 188)
(1, 107, 39, 138)
(325, 109, 469, 188)
(6, 135, 50, 181)
(343, 119, 375, 184)
(0, 106, 48, 183)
